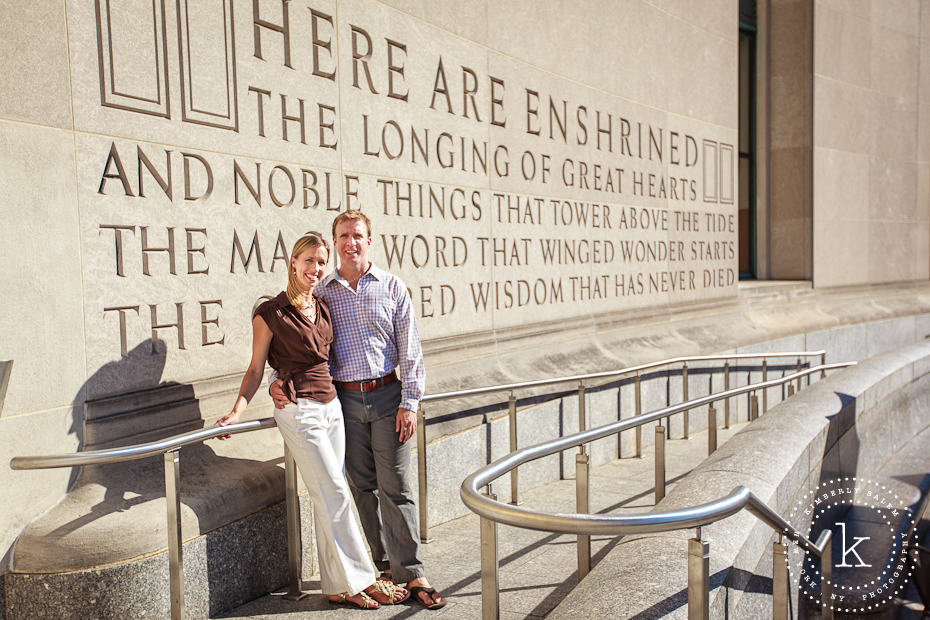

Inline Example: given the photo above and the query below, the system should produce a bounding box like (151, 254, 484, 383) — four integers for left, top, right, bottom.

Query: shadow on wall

(7, 338, 286, 615)
(798, 391, 861, 616)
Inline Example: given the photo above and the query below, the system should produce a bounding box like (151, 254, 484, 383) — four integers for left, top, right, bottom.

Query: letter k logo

(835, 522, 871, 567)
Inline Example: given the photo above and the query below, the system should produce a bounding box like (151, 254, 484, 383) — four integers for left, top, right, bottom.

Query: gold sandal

(329, 591, 379, 609)
(365, 579, 410, 604)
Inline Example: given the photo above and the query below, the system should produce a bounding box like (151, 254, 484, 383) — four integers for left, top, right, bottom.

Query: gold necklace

(299, 297, 317, 321)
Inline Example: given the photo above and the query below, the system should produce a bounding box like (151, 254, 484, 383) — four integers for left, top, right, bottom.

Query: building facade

(1, 0, 928, 615)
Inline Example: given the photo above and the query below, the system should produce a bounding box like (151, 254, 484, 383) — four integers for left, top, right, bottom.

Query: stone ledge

(4, 496, 311, 619)
(549, 340, 930, 619)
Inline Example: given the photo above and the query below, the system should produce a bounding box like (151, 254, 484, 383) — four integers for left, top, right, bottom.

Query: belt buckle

(360, 378, 377, 392)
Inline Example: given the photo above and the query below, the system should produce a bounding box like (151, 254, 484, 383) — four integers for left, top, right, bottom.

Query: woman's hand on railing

(215, 411, 241, 440)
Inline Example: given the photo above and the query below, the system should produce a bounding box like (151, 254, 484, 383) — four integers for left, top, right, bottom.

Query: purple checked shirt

(315, 263, 426, 412)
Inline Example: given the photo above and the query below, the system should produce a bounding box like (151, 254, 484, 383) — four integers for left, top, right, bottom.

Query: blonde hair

(332, 209, 372, 238)
(286, 232, 329, 307)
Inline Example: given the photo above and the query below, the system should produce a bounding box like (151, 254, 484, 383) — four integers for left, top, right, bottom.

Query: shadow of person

(12, 338, 287, 577)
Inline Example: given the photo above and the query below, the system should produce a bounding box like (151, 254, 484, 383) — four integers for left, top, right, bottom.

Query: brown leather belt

(334, 371, 397, 392)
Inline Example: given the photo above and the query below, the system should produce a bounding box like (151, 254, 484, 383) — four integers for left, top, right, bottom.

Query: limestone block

(869, 0, 921, 36)
(0, 123, 85, 416)
(0, 0, 71, 127)
(813, 78, 870, 153)
(814, 4, 871, 87)
(814, 146, 870, 222)
(0, 406, 81, 564)
(378, 0, 489, 45)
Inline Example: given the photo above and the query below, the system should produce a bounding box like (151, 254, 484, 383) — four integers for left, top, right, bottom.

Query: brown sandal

(328, 591, 379, 609)
(409, 586, 447, 609)
(365, 579, 410, 604)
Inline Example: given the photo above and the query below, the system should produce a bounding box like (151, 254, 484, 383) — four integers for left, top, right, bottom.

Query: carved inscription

(82, 0, 737, 364)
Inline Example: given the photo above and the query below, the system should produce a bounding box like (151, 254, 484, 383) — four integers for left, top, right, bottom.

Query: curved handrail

(460, 362, 853, 544)
(10, 417, 277, 470)
(423, 350, 826, 402)
(10, 352, 831, 471)
(463, 482, 830, 557)
(10, 352, 846, 620)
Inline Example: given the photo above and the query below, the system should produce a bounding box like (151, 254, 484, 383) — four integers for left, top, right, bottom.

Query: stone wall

(811, 0, 930, 286)
(0, 0, 738, 565)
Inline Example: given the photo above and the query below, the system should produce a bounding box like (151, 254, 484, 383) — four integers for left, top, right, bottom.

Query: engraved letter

(200, 300, 225, 346)
(525, 89, 540, 136)
(252, 0, 291, 68)
(185, 228, 209, 274)
(309, 8, 336, 80)
(430, 57, 453, 114)
(248, 86, 272, 137)
(462, 66, 480, 121)
(149, 303, 186, 352)
(99, 224, 136, 277)
(386, 38, 408, 102)
(182, 152, 214, 200)
(230, 230, 264, 273)
(318, 103, 337, 149)
(137, 146, 172, 200)
(490, 76, 506, 128)
(350, 25, 378, 94)
(103, 305, 140, 357)
(141, 227, 177, 275)
(98, 142, 134, 196)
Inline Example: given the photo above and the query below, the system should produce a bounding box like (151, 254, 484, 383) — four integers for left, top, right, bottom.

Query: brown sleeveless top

(255, 292, 337, 404)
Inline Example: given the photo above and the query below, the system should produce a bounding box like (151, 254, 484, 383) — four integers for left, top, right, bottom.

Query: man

(271, 210, 445, 609)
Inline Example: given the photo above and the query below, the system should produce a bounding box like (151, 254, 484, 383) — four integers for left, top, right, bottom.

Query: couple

(217, 210, 445, 610)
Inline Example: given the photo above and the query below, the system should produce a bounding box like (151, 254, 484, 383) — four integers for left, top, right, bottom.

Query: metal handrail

(460, 362, 853, 620)
(8, 351, 836, 620)
(416, 350, 827, 539)
(10, 418, 277, 470)
(421, 350, 826, 402)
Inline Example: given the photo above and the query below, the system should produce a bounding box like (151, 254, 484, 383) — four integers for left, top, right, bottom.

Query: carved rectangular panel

(177, 0, 239, 130)
(703, 139, 718, 203)
(95, 0, 170, 117)
(719, 142, 734, 204)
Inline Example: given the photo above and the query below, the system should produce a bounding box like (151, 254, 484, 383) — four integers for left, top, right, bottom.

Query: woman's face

(291, 245, 328, 293)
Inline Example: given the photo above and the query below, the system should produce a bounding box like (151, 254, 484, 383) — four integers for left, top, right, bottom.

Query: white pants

(274, 397, 377, 595)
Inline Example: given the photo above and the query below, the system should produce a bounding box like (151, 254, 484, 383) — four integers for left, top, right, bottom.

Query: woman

(216, 233, 409, 610)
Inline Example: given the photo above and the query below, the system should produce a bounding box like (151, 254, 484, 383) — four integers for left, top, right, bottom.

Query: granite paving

(218, 421, 747, 619)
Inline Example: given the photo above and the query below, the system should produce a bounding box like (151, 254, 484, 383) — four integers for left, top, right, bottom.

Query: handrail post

(635, 373, 643, 458)
(682, 363, 689, 439)
(417, 406, 432, 542)
(750, 393, 759, 421)
(577, 382, 586, 454)
(796, 357, 802, 391)
(786, 383, 795, 397)
(761, 359, 768, 413)
(707, 404, 717, 455)
(164, 450, 183, 620)
(283, 444, 308, 600)
(724, 361, 731, 428)
(654, 424, 666, 503)
(480, 492, 500, 620)
(508, 392, 519, 505)
(688, 527, 710, 620)
(575, 452, 591, 579)
(821, 352, 826, 379)
(773, 536, 788, 620)
(821, 533, 834, 620)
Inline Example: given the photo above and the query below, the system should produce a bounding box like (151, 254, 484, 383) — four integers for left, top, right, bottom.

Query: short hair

(332, 209, 371, 238)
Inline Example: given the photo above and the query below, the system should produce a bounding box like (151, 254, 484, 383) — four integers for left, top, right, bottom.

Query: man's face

(333, 219, 371, 269)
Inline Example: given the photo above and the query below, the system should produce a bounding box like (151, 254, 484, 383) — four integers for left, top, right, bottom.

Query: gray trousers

(337, 380, 424, 583)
